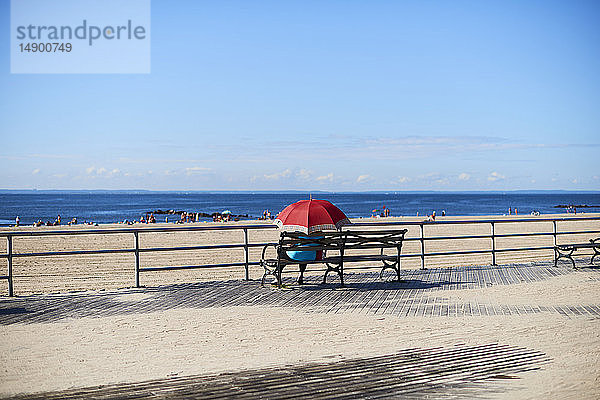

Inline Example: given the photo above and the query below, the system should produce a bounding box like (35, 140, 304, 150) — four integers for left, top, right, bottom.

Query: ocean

(0, 191, 599, 226)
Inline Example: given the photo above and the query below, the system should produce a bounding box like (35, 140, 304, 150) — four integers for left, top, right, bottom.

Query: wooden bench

(260, 229, 408, 287)
(555, 238, 600, 268)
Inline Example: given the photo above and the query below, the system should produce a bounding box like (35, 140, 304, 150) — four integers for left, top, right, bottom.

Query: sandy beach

(1, 214, 599, 398)
(0, 213, 598, 296)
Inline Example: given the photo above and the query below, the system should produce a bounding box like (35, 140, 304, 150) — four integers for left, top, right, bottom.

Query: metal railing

(348, 216, 600, 269)
(1, 216, 599, 296)
(0, 224, 276, 297)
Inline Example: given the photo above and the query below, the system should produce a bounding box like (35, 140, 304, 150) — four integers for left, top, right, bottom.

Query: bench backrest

(341, 229, 408, 250)
(278, 228, 409, 253)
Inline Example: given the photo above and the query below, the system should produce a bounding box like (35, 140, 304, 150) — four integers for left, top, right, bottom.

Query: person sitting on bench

(286, 234, 324, 284)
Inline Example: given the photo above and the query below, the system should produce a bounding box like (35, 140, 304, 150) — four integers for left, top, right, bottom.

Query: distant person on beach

(56, 215, 61, 225)
(509, 207, 512, 215)
(15, 216, 20, 226)
(442, 210, 446, 217)
(382, 205, 390, 217)
(424, 211, 436, 222)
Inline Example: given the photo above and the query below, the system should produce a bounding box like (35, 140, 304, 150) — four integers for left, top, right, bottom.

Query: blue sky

(1, 0, 599, 191)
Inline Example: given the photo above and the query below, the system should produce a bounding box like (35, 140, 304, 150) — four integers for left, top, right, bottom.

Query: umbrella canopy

(275, 199, 350, 234)
(221, 210, 232, 215)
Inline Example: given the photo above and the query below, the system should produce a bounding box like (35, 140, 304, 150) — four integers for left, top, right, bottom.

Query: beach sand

(1, 214, 599, 398)
(1, 270, 599, 398)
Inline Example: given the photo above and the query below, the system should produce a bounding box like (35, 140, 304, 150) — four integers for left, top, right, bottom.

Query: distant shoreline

(1, 189, 600, 194)
(3, 212, 600, 232)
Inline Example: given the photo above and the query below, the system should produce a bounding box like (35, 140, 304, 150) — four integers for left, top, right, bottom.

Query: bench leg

(298, 263, 306, 285)
(277, 264, 282, 288)
(322, 263, 343, 286)
(379, 260, 403, 283)
(260, 261, 274, 287)
(322, 268, 329, 284)
(555, 248, 576, 268)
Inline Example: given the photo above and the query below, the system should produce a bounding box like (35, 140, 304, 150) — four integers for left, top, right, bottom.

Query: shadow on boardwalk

(1, 261, 599, 325)
(6, 344, 549, 400)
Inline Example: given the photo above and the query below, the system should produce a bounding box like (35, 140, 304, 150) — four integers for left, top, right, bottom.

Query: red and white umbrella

(275, 199, 351, 234)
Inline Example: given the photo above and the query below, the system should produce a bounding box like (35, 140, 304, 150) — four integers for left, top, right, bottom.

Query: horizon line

(1, 189, 600, 194)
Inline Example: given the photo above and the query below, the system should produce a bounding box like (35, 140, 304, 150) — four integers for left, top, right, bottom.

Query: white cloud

(395, 176, 411, 184)
(296, 169, 312, 181)
(185, 166, 212, 176)
(264, 168, 292, 180)
(316, 172, 334, 183)
(85, 166, 121, 178)
(32, 168, 40, 175)
(571, 178, 578, 184)
(458, 173, 470, 181)
(356, 174, 372, 184)
(487, 171, 505, 182)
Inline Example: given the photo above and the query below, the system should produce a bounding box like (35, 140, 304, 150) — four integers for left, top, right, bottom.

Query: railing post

(134, 231, 140, 288)
(419, 223, 425, 270)
(7, 236, 13, 297)
(243, 228, 249, 280)
(552, 220, 557, 262)
(491, 222, 496, 266)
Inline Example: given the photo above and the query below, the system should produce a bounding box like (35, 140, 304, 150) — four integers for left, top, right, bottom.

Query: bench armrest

(261, 242, 279, 260)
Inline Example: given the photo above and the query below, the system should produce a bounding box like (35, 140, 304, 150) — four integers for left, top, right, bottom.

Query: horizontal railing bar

(421, 249, 494, 257)
(0, 224, 277, 237)
(2, 242, 279, 259)
(0, 275, 8, 280)
(495, 246, 558, 252)
(139, 243, 246, 253)
(139, 261, 260, 272)
(406, 234, 497, 241)
(403, 229, 600, 242)
(555, 230, 600, 236)
(3, 242, 279, 259)
(12, 248, 135, 258)
(351, 216, 600, 227)
(1, 216, 598, 238)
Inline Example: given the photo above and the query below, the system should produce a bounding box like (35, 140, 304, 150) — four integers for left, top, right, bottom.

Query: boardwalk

(1, 260, 599, 399)
(2, 262, 598, 324)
